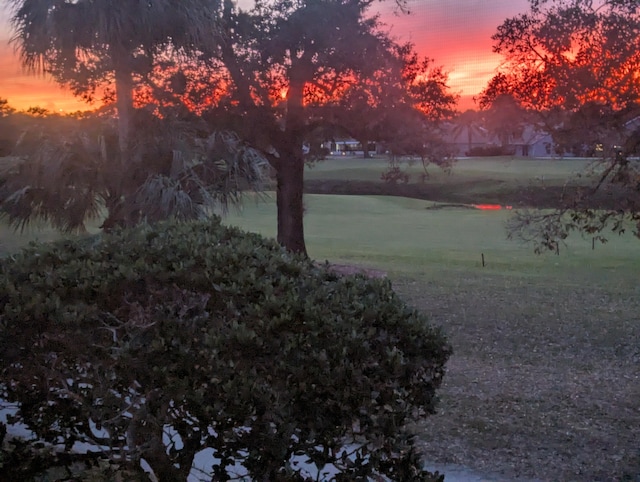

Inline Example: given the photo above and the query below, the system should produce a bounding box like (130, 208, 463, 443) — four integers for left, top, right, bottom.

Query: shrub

(0, 218, 451, 481)
(466, 145, 515, 157)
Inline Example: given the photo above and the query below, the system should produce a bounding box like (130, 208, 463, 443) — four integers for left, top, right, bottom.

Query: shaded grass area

(224, 193, 640, 481)
(305, 156, 612, 209)
(400, 274, 640, 481)
(0, 219, 102, 258)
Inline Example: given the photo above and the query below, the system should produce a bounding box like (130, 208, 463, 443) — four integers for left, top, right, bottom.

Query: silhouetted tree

(5, 0, 445, 254)
(0, 109, 267, 233)
(482, 94, 528, 150)
(0, 98, 15, 118)
(330, 42, 457, 160)
(8, 0, 219, 153)
(0, 98, 18, 156)
(6, 0, 228, 228)
(2, 1, 270, 231)
(204, 0, 423, 254)
(480, 0, 640, 251)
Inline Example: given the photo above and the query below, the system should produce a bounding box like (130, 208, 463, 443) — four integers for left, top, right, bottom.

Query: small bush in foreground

(0, 218, 451, 480)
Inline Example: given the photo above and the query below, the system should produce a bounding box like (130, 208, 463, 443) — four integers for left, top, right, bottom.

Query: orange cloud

(0, 43, 93, 112)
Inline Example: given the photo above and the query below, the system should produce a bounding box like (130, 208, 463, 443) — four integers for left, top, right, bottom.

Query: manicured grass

(306, 155, 593, 185)
(225, 192, 640, 283)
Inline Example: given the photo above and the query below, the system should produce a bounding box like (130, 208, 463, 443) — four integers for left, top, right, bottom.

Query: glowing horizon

(0, 0, 529, 113)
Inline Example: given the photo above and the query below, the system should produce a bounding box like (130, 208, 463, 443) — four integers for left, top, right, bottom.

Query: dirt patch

(425, 203, 476, 210)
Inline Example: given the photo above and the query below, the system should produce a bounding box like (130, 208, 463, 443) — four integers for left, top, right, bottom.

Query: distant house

(444, 120, 571, 158)
(442, 122, 491, 157)
(322, 138, 376, 155)
(510, 125, 565, 158)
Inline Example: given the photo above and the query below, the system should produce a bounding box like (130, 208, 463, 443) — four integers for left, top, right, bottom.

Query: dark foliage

(0, 110, 267, 233)
(0, 218, 450, 480)
(466, 146, 515, 157)
(479, 0, 640, 251)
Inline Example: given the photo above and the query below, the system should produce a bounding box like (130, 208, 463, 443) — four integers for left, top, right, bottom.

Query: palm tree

(4, 0, 255, 231)
(8, 0, 220, 155)
(0, 108, 268, 233)
(451, 109, 485, 154)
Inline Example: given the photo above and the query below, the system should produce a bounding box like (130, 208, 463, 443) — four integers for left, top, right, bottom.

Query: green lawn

(225, 192, 639, 284)
(306, 155, 593, 185)
(223, 192, 640, 481)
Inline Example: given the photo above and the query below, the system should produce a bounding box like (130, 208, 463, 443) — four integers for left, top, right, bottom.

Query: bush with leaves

(0, 218, 451, 481)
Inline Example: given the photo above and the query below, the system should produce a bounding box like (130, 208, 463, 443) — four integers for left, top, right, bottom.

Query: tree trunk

(276, 63, 308, 255)
(101, 56, 135, 231)
(114, 61, 134, 157)
(361, 137, 371, 158)
(276, 153, 306, 255)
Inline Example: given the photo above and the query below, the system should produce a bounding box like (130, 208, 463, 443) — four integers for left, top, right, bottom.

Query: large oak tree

(201, 0, 458, 254)
(203, 0, 393, 254)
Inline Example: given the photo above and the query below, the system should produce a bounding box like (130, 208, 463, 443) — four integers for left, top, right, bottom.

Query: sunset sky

(0, 0, 530, 113)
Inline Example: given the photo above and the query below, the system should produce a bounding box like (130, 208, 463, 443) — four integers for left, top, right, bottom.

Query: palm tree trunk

(101, 57, 135, 231)
(114, 62, 133, 157)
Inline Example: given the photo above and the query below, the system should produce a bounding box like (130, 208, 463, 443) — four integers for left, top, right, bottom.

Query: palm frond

(8, 0, 222, 75)
(133, 174, 200, 224)
(130, 129, 269, 223)
(0, 119, 108, 232)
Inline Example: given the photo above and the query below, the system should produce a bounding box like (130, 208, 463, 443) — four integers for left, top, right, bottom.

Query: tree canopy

(479, 0, 640, 251)
(125, 0, 457, 253)
(329, 42, 458, 160)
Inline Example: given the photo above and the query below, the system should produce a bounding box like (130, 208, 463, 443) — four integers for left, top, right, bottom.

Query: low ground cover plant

(0, 218, 450, 481)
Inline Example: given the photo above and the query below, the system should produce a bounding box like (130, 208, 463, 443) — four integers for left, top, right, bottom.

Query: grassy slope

(306, 156, 589, 183)
(305, 156, 601, 208)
